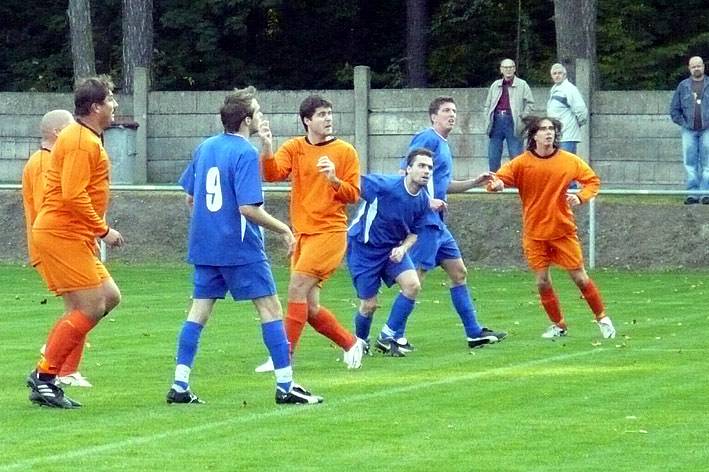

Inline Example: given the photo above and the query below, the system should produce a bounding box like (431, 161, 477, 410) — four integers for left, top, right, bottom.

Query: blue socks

(261, 320, 292, 392)
(174, 320, 204, 390)
(383, 293, 415, 339)
(450, 284, 482, 337)
(354, 312, 373, 340)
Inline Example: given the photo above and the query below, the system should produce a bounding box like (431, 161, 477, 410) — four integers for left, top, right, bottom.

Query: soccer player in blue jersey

(167, 86, 322, 405)
(348, 149, 434, 356)
(390, 96, 508, 353)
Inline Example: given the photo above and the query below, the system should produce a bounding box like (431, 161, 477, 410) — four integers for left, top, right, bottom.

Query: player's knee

(400, 280, 421, 299)
(104, 288, 121, 313)
(449, 267, 467, 285)
(360, 298, 378, 315)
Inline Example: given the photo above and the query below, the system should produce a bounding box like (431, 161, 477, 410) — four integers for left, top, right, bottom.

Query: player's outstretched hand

(486, 176, 504, 192)
(102, 228, 124, 248)
(566, 193, 581, 207)
(474, 172, 494, 186)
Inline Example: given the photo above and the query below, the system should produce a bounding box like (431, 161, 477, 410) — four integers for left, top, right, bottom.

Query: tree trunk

(406, 0, 428, 87)
(553, 0, 598, 88)
(122, 0, 153, 93)
(67, 0, 96, 85)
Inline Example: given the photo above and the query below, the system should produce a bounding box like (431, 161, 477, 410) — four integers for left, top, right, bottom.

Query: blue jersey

(179, 133, 267, 266)
(400, 127, 452, 228)
(348, 174, 429, 248)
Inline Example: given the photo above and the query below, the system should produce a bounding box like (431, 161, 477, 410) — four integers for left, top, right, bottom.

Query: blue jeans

(681, 128, 709, 196)
(487, 113, 522, 172)
(560, 141, 578, 153)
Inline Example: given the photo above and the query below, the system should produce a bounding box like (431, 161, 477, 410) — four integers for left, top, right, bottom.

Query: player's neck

(534, 144, 556, 157)
(77, 115, 106, 135)
(307, 131, 332, 145)
(404, 177, 421, 196)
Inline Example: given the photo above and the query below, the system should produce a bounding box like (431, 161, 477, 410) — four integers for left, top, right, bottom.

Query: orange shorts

(522, 234, 584, 271)
(292, 231, 347, 282)
(32, 231, 110, 295)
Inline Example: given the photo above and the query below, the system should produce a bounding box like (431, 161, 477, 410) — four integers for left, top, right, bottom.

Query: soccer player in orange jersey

(488, 116, 616, 339)
(255, 95, 365, 371)
(22, 109, 94, 388)
(25, 76, 125, 408)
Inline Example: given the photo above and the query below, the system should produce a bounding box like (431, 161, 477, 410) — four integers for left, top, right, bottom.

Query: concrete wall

(0, 66, 684, 188)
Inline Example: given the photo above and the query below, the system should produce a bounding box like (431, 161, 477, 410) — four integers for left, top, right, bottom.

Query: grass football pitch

(1, 263, 707, 471)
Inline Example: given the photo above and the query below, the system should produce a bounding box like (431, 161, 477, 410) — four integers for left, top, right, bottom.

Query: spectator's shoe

(58, 372, 93, 388)
(275, 385, 323, 405)
(702, 197, 709, 205)
(467, 327, 507, 348)
(26, 370, 80, 409)
(541, 324, 568, 339)
(254, 357, 275, 373)
(166, 388, 204, 404)
(684, 196, 700, 205)
(343, 338, 365, 369)
(375, 336, 406, 357)
(394, 337, 416, 353)
(597, 316, 616, 339)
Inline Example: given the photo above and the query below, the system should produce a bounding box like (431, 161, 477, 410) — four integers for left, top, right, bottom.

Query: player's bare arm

(447, 172, 494, 193)
(238, 204, 295, 255)
(390, 233, 418, 263)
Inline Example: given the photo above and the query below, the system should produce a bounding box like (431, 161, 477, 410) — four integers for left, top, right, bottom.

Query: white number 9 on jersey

(205, 167, 223, 212)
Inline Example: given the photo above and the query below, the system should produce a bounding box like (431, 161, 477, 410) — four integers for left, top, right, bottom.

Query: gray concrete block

(149, 91, 198, 114)
(592, 114, 676, 139)
(593, 91, 674, 114)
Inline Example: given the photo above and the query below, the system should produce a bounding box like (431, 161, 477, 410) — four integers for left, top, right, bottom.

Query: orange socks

(285, 301, 308, 354)
(308, 306, 356, 350)
(38, 310, 96, 375)
(580, 279, 606, 320)
(58, 335, 87, 376)
(539, 286, 566, 328)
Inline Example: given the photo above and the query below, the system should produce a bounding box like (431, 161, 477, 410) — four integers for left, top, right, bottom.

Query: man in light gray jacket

(547, 63, 588, 154)
(483, 58, 535, 172)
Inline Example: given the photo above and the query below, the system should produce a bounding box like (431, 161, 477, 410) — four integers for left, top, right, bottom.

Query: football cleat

(26, 371, 81, 409)
(57, 372, 93, 388)
(254, 357, 275, 373)
(375, 336, 406, 357)
(166, 388, 204, 404)
(467, 327, 507, 348)
(541, 324, 568, 339)
(394, 337, 415, 353)
(597, 316, 616, 339)
(275, 385, 323, 405)
(343, 338, 365, 369)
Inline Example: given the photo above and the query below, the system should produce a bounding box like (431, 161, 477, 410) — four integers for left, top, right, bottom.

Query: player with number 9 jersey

(179, 134, 267, 266)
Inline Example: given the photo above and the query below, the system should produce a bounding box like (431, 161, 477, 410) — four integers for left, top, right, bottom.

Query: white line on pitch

(0, 348, 602, 471)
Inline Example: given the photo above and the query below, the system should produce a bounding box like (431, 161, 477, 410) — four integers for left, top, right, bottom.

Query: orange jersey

(21, 148, 51, 265)
(262, 137, 360, 235)
(495, 148, 600, 240)
(33, 121, 110, 240)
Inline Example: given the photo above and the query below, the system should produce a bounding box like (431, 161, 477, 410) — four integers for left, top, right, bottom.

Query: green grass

(2, 263, 708, 471)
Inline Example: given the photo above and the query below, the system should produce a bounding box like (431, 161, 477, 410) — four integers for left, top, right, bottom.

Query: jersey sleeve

(234, 150, 264, 206)
(178, 157, 196, 196)
(262, 140, 294, 182)
(574, 158, 600, 203)
(332, 145, 360, 203)
(60, 147, 108, 235)
(495, 159, 517, 187)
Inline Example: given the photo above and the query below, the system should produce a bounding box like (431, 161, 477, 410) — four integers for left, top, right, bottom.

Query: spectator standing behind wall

(547, 63, 588, 154)
(483, 58, 535, 172)
(670, 56, 709, 205)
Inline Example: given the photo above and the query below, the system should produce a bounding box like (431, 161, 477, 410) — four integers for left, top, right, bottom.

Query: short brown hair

(74, 75, 114, 116)
(428, 96, 455, 122)
(406, 147, 434, 167)
(299, 95, 332, 132)
(221, 86, 257, 133)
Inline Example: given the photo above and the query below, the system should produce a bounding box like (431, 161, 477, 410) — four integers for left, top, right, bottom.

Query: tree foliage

(1, 0, 708, 92)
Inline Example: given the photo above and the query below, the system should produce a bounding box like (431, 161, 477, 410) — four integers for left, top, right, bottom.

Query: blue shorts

(408, 225, 462, 271)
(347, 239, 415, 299)
(192, 261, 276, 301)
